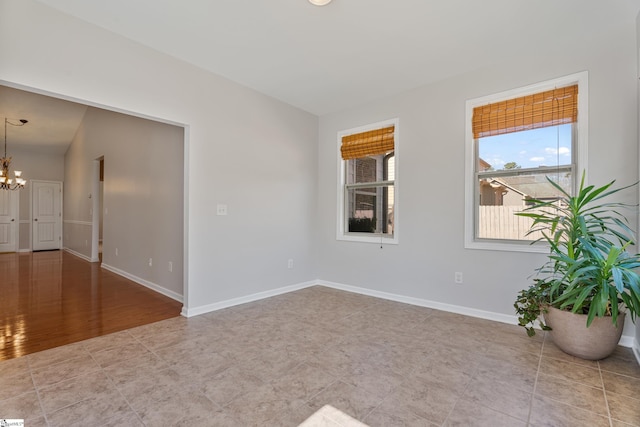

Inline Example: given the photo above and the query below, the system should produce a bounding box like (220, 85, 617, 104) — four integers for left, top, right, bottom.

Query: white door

(32, 181, 62, 251)
(0, 190, 18, 252)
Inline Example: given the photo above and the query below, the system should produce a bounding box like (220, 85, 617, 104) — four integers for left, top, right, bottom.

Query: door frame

(2, 79, 188, 313)
(90, 158, 101, 262)
(31, 179, 63, 251)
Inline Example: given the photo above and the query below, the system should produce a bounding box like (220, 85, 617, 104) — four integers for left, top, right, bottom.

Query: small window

(465, 72, 588, 252)
(337, 119, 398, 244)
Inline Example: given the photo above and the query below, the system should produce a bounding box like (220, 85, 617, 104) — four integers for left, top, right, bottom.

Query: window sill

(465, 239, 549, 253)
(337, 234, 398, 245)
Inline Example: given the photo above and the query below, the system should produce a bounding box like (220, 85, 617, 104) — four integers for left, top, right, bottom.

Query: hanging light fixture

(308, 0, 332, 5)
(1, 118, 28, 190)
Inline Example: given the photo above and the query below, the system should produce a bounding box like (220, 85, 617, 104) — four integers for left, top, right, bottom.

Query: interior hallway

(0, 250, 182, 361)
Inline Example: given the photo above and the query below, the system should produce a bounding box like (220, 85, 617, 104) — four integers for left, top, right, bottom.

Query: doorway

(1, 82, 187, 309)
(90, 157, 103, 262)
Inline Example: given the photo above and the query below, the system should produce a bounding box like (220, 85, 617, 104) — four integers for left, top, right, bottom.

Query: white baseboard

(100, 262, 183, 303)
(184, 278, 515, 325)
(618, 335, 636, 348)
(318, 280, 519, 325)
(316, 280, 636, 349)
(180, 277, 637, 352)
(182, 280, 318, 317)
(64, 247, 93, 262)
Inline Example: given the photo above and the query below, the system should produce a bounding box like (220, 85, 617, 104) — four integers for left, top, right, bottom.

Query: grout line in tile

(598, 360, 615, 427)
(27, 352, 50, 426)
(99, 352, 152, 427)
(440, 345, 485, 426)
(525, 330, 546, 426)
(535, 393, 615, 424)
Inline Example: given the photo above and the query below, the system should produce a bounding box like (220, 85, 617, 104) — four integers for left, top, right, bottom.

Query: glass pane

(478, 124, 571, 172)
(477, 169, 572, 240)
(346, 185, 394, 235)
(346, 151, 394, 185)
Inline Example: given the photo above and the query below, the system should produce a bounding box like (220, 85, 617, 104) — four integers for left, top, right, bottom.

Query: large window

(465, 72, 588, 251)
(337, 119, 398, 244)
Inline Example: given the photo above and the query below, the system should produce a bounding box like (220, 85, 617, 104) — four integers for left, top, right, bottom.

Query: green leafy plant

(514, 279, 553, 337)
(514, 171, 640, 335)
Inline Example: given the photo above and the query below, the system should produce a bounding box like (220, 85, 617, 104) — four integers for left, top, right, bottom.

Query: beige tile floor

(1, 286, 639, 426)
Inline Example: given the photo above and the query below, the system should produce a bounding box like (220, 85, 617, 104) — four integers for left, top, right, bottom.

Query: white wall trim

(63, 218, 96, 260)
(318, 280, 518, 325)
(182, 280, 318, 317)
(90, 159, 101, 263)
(101, 262, 184, 303)
(63, 220, 92, 226)
(64, 247, 93, 263)
(618, 335, 636, 349)
(180, 278, 637, 351)
(318, 279, 636, 348)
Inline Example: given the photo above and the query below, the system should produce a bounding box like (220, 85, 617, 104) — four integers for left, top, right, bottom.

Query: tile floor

(1, 286, 639, 426)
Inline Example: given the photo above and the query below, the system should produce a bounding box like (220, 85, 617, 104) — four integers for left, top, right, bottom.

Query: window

(337, 119, 398, 244)
(464, 72, 588, 252)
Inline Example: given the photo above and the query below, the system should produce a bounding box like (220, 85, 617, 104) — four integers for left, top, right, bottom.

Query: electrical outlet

(454, 272, 463, 284)
(216, 204, 228, 215)
(288, 259, 294, 269)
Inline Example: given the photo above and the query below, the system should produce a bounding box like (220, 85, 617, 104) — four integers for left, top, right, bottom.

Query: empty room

(1, 0, 639, 426)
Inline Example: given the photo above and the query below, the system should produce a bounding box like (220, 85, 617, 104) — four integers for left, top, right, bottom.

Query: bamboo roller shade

(341, 125, 395, 160)
(472, 85, 578, 139)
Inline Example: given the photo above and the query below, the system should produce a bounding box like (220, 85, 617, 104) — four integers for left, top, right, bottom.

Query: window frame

(464, 72, 588, 252)
(337, 118, 399, 244)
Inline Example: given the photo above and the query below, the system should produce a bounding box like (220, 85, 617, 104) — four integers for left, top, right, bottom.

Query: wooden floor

(0, 250, 182, 361)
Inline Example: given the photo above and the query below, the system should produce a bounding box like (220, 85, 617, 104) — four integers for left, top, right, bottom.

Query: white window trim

(464, 71, 589, 252)
(337, 118, 400, 244)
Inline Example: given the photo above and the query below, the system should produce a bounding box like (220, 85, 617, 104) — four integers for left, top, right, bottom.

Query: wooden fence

(478, 206, 547, 241)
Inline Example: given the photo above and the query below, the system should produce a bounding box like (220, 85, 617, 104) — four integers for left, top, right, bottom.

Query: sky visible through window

(479, 124, 571, 170)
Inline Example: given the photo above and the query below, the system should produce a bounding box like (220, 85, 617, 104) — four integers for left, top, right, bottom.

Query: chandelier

(1, 118, 28, 190)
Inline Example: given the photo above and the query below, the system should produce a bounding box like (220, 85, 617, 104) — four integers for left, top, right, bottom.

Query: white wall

(63, 107, 184, 297)
(317, 12, 639, 339)
(0, 0, 318, 313)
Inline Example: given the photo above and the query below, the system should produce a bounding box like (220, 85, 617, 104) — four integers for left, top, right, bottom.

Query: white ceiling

(33, 0, 640, 116)
(3, 0, 640, 153)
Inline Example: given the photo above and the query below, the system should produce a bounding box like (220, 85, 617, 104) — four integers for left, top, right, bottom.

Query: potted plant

(514, 171, 640, 360)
